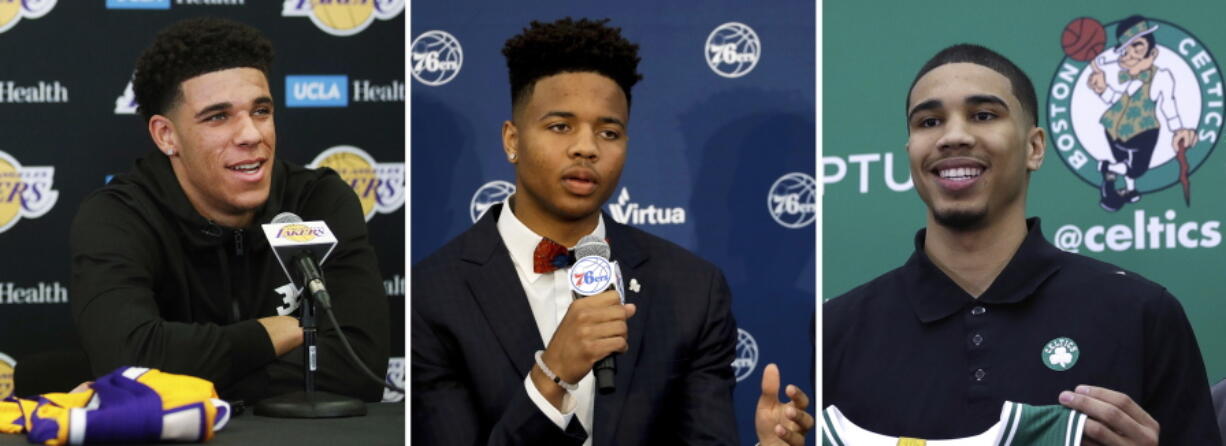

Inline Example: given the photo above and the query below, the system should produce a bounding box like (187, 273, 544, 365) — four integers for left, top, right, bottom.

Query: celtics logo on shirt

(1043, 337, 1081, 371)
(1046, 15, 1222, 212)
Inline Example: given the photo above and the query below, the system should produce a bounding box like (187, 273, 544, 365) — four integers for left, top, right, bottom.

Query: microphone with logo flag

(569, 235, 625, 394)
(254, 213, 401, 418)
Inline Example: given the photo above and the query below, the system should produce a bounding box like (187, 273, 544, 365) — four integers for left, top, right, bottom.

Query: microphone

(256, 212, 365, 418)
(263, 212, 338, 309)
(569, 235, 625, 394)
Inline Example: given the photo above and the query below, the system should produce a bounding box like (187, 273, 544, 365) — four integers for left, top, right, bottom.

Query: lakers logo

(0, 0, 55, 34)
(281, 0, 403, 37)
(1047, 15, 1222, 212)
(0, 150, 58, 234)
(0, 352, 15, 399)
(308, 146, 404, 221)
(276, 223, 322, 242)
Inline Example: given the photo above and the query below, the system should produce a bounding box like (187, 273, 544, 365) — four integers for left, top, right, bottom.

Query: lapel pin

(629, 278, 641, 293)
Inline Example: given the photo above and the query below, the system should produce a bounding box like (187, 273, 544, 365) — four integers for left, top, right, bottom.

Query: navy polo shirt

(823, 218, 1220, 444)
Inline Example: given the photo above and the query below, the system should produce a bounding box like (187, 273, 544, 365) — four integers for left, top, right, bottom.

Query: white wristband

(534, 350, 579, 391)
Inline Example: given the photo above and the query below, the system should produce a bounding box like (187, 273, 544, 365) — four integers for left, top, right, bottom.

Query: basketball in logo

(308, 0, 374, 32)
(732, 328, 759, 382)
(411, 30, 463, 86)
(309, 146, 404, 221)
(0, 352, 15, 400)
(470, 180, 515, 223)
(705, 22, 761, 78)
(1062, 17, 1106, 62)
(767, 172, 817, 229)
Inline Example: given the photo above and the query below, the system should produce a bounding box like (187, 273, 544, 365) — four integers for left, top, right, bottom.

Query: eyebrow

(193, 96, 275, 120)
(965, 94, 1009, 110)
(908, 95, 1009, 120)
(538, 110, 626, 127)
(908, 99, 942, 120)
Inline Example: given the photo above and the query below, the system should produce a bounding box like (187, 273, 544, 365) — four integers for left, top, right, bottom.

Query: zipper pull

(234, 229, 244, 256)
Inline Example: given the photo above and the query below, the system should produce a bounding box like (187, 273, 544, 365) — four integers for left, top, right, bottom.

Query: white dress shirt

(496, 196, 603, 445)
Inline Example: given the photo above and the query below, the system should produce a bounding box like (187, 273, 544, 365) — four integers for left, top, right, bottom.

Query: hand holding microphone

(531, 236, 633, 406)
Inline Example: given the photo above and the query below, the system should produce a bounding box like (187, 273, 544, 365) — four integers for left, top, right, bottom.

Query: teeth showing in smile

(228, 162, 261, 173)
(938, 167, 982, 180)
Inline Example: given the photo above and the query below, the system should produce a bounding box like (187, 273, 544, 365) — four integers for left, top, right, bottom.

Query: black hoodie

(70, 150, 389, 402)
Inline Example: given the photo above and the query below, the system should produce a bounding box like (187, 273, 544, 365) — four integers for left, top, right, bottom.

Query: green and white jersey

(820, 401, 1086, 446)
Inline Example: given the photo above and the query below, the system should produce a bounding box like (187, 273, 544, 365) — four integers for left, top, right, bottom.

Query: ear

(501, 120, 519, 164)
(1025, 125, 1046, 172)
(148, 115, 178, 157)
(1151, 46, 1159, 59)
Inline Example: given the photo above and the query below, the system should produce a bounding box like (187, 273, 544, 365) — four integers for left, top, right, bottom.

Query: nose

(568, 127, 599, 161)
(233, 113, 263, 149)
(937, 116, 974, 151)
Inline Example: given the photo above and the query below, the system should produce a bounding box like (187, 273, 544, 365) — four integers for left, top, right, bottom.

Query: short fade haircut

(501, 17, 642, 114)
(133, 17, 274, 122)
(906, 43, 1038, 127)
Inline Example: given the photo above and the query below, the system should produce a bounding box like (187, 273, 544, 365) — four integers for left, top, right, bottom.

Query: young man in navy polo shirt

(823, 44, 1220, 445)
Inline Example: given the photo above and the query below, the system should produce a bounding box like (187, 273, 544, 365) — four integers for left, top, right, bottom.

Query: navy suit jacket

(412, 203, 739, 445)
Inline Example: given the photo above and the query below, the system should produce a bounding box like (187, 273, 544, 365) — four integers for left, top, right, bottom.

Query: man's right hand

(531, 291, 636, 408)
(1089, 60, 1107, 94)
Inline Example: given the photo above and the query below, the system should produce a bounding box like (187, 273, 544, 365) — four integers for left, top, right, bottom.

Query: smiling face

(502, 71, 628, 228)
(1119, 38, 1157, 74)
(150, 67, 276, 228)
(905, 63, 1045, 231)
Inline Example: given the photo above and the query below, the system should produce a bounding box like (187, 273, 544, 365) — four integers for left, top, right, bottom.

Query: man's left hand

(755, 363, 814, 446)
(1059, 385, 1158, 446)
(1173, 128, 1197, 152)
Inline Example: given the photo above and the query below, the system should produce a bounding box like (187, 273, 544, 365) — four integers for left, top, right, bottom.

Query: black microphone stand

(254, 255, 366, 418)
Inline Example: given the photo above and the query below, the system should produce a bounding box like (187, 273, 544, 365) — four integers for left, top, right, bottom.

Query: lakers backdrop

(411, 1, 815, 443)
(0, 1, 405, 401)
(825, 1, 1226, 385)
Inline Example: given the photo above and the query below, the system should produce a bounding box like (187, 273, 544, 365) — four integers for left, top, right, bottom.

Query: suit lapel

(462, 204, 544, 377)
(594, 218, 650, 445)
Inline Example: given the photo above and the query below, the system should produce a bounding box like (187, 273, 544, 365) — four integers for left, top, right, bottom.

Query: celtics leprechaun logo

(1047, 15, 1222, 212)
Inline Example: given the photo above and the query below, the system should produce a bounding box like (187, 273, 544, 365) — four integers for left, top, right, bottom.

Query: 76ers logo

(1047, 15, 1222, 212)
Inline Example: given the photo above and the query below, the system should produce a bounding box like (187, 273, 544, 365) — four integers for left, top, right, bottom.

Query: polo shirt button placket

(966, 304, 990, 398)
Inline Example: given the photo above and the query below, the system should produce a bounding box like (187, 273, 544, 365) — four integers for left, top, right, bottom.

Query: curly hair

(502, 17, 642, 112)
(133, 17, 274, 122)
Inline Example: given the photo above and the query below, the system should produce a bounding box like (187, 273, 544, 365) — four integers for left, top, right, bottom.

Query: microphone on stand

(254, 212, 365, 418)
(568, 235, 624, 394)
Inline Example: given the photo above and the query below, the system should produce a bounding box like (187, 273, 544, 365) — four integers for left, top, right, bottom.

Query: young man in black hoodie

(69, 17, 389, 403)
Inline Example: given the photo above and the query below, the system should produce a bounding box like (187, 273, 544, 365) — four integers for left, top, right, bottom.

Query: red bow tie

(533, 238, 573, 274)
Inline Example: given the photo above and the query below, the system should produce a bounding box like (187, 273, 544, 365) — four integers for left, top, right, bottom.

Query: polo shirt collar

(495, 194, 607, 283)
(903, 217, 1064, 323)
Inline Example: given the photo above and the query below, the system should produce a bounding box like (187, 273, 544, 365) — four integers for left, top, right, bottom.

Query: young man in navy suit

(412, 18, 813, 445)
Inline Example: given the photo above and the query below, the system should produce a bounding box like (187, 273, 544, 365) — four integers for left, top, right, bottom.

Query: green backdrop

(823, 0, 1226, 384)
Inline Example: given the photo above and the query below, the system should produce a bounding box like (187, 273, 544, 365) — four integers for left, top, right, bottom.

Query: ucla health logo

(1047, 15, 1222, 213)
(0, 150, 58, 234)
(470, 180, 515, 223)
(733, 328, 758, 383)
(282, 0, 402, 37)
(768, 172, 817, 229)
(286, 75, 348, 107)
(0, 0, 54, 34)
(105, 0, 169, 9)
(706, 22, 760, 78)
(411, 30, 463, 86)
(308, 146, 404, 221)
